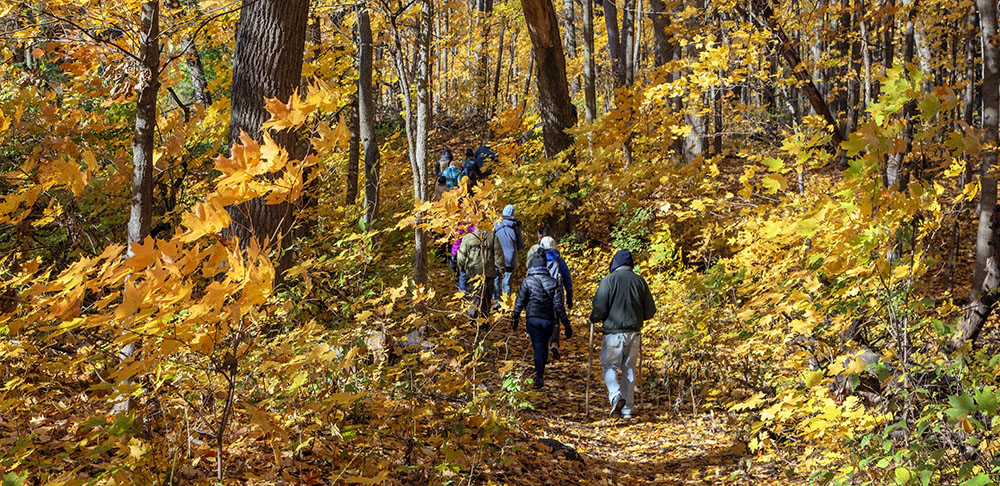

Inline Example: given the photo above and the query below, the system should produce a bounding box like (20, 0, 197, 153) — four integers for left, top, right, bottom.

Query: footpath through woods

(422, 232, 800, 485)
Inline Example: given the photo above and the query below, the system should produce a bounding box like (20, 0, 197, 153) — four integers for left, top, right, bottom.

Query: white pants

(601, 332, 640, 415)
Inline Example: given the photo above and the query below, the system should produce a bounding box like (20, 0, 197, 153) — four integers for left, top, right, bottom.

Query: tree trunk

(582, 0, 598, 121)
(225, 0, 309, 264)
(744, 0, 845, 148)
(964, 6, 979, 128)
(346, 96, 360, 205)
(603, 0, 627, 86)
(649, 0, 674, 67)
(413, 0, 433, 285)
(953, 0, 1000, 350)
(358, 2, 380, 225)
(563, 0, 578, 93)
(118, 0, 159, 417)
(184, 39, 211, 107)
(521, 0, 576, 158)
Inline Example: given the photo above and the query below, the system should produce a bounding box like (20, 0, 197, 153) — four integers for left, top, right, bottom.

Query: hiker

(589, 249, 656, 419)
(436, 147, 454, 177)
(493, 204, 524, 305)
(457, 225, 505, 319)
(474, 144, 498, 178)
(461, 149, 480, 187)
(432, 175, 449, 201)
(525, 224, 552, 270)
(538, 236, 573, 360)
(512, 251, 572, 389)
(451, 224, 474, 290)
(442, 159, 463, 190)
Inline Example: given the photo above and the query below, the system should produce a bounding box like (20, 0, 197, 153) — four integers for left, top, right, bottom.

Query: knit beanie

(502, 204, 515, 218)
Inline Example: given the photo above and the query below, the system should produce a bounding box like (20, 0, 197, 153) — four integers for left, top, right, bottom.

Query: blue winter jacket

(544, 249, 574, 308)
(442, 166, 462, 189)
(493, 217, 524, 270)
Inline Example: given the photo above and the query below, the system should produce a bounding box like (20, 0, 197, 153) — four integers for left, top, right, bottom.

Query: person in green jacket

(589, 249, 656, 419)
(458, 226, 506, 319)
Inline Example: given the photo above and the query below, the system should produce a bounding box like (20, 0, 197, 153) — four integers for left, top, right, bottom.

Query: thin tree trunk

(965, 6, 979, 128)
(412, 0, 433, 285)
(117, 0, 159, 418)
(358, 1, 380, 224)
(582, 0, 597, 121)
(564, 0, 579, 93)
(649, 0, 673, 67)
(346, 96, 360, 204)
(954, 0, 1000, 350)
(183, 39, 211, 107)
(603, 0, 626, 86)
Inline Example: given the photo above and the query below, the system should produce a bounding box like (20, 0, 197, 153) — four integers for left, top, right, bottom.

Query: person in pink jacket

(451, 224, 475, 291)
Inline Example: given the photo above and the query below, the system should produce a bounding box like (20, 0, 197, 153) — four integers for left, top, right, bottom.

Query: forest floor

(481, 312, 804, 486)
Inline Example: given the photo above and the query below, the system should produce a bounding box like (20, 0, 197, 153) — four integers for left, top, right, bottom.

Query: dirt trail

(483, 314, 799, 485)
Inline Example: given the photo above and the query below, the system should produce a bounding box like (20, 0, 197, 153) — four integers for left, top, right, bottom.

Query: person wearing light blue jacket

(538, 236, 573, 360)
(493, 205, 524, 304)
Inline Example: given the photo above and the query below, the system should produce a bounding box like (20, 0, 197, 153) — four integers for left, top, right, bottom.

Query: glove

(567, 299, 574, 310)
(511, 315, 519, 330)
(564, 324, 573, 339)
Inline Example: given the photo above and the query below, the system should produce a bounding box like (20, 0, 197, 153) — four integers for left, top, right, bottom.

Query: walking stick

(586, 321, 594, 419)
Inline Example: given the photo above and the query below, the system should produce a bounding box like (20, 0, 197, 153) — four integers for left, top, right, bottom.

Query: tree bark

(346, 96, 360, 205)
(582, 0, 597, 121)
(118, 0, 159, 418)
(225, 0, 309, 263)
(184, 39, 211, 107)
(521, 0, 576, 158)
(744, 0, 846, 148)
(413, 0, 433, 284)
(953, 0, 1000, 350)
(649, 0, 674, 67)
(358, 1, 380, 224)
(603, 0, 627, 86)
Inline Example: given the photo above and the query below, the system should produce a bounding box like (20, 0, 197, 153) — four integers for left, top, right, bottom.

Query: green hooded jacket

(589, 249, 656, 334)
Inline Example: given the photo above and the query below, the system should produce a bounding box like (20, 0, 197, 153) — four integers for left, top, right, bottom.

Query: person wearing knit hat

(537, 236, 574, 360)
(512, 251, 572, 389)
(493, 204, 524, 306)
(589, 249, 656, 419)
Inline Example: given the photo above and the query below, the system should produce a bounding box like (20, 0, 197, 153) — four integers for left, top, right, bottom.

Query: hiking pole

(586, 321, 594, 419)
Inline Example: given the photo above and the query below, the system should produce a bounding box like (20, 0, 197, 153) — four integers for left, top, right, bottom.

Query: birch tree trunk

(358, 2, 380, 225)
(582, 0, 597, 121)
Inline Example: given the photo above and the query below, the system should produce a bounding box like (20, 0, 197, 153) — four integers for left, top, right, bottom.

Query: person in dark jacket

(539, 237, 573, 360)
(589, 249, 656, 419)
(461, 149, 480, 187)
(474, 144, 498, 178)
(493, 204, 524, 304)
(513, 252, 572, 389)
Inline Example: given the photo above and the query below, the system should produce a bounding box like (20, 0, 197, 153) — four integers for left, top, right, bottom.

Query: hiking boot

(549, 346, 560, 361)
(533, 379, 544, 389)
(610, 396, 625, 417)
(622, 412, 633, 420)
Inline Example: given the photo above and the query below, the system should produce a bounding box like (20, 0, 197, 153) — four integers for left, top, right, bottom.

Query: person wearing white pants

(589, 249, 656, 419)
(601, 332, 641, 417)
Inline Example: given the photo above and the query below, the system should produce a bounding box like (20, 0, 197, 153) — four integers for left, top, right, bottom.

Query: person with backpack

(461, 149, 480, 187)
(512, 251, 572, 389)
(538, 236, 573, 360)
(493, 204, 524, 305)
(589, 249, 656, 419)
(451, 224, 475, 291)
(436, 147, 454, 177)
(524, 224, 552, 271)
(474, 144, 498, 178)
(457, 225, 505, 319)
(442, 160, 463, 190)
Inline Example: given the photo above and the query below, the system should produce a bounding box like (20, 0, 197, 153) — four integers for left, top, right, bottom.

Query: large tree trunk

(521, 0, 576, 158)
(118, 0, 160, 417)
(953, 0, 1000, 351)
(581, 0, 597, 121)
(225, 0, 309, 268)
(358, 1, 380, 224)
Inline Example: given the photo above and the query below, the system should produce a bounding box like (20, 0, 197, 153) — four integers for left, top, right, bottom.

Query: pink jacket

(452, 224, 475, 255)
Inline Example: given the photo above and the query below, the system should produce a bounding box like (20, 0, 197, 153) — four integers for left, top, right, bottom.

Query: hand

(567, 300, 574, 310)
(511, 316, 519, 330)
(564, 325, 573, 339)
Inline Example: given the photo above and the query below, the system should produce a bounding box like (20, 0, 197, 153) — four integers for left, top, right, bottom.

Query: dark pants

(526, 318, 555, 384)
(467, 277, 495, 319)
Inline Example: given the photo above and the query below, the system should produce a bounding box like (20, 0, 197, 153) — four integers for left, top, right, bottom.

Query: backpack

(461, 158, 479, 185)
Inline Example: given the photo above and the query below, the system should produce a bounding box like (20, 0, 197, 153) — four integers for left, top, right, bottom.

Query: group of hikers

(442, 197, 657, 419)
(433, 144, 497, 196)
